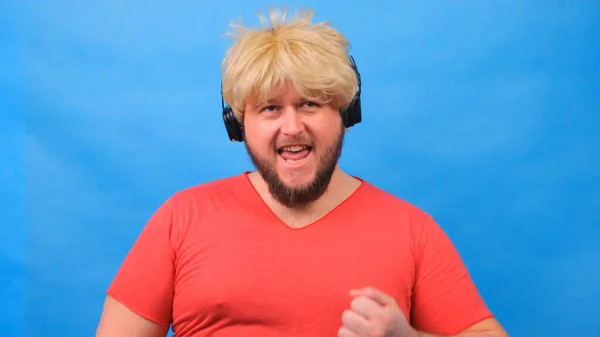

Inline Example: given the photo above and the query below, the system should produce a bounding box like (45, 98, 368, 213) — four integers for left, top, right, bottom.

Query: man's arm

(409, 215, 505, 335)
(417, 317, 508, 337)
(96, 197, 179, 336)
(95, 295, 170, 337)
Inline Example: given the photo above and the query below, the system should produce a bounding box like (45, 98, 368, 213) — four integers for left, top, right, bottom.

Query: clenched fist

(338, 287, 418, 337)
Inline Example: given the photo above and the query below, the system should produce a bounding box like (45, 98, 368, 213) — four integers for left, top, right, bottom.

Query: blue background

(2, 1, 599, 336)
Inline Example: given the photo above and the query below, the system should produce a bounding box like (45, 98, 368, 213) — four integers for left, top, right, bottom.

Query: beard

(244, 127, 345, 209)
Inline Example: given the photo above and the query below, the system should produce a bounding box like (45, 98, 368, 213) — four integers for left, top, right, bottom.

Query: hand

(338, 287, 417, 337)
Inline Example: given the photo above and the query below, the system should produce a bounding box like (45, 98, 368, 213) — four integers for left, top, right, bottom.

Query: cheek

(313, 126, 341, 150)
(244, 128, 278, 155)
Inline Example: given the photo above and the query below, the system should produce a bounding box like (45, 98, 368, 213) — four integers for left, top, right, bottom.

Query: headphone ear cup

(341, 106, 350, 128)
(342, 55, 362, 128)
(222, 106, 244, 142)
(349, 96, 362, 127)
(342, 95, 362, 128)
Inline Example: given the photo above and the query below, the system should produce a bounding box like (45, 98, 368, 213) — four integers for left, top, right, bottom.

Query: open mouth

(277, 145, 312, 164)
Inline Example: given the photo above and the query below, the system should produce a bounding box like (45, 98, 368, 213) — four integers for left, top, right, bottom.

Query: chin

(277, 170, 316, 189)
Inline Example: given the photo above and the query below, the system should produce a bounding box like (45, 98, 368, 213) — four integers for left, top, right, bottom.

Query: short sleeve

(106, 198, 178, 325)
(410, 215, 494, 334)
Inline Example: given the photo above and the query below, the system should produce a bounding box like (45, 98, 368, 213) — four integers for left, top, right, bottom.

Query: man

(96, 8, 508, 337)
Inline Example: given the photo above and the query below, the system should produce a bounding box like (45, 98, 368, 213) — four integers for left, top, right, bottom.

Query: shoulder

(166, 173, 248, 206)
(144, 173, 250, 241)
(357, 178, 432, 223)
(355, 179, 456, 257)
(149, 173, 250, 227)
(353, 178, 449, 244)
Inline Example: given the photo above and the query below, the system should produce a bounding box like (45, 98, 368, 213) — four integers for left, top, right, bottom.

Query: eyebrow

(256, 98, 308, 107)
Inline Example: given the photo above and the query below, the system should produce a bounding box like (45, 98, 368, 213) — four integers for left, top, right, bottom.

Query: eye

(303, 101, 320, 108)
(261, 105, 278, 113)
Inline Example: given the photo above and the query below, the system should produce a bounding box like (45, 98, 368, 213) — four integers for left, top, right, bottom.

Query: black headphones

(221, 55, 362, 142)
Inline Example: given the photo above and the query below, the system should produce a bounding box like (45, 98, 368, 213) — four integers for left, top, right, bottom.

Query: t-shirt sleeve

(106, 197, 179, 326)
(410, 215, 494, 334)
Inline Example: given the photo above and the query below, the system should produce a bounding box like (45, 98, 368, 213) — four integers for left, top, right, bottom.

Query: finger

(350, 287, 396, 307)
(341, 309, 369, 336)
(338, 326, 360, 337)
(349, 295, 385, 319)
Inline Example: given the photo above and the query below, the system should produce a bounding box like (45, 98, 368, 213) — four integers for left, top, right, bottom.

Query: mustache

(273, 137, 314, 151)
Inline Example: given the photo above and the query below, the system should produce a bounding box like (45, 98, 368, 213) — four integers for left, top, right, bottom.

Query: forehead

(248, 81, 304, 105)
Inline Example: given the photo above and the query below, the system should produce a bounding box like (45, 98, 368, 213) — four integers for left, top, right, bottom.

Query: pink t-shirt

(107, 173, 493, 336)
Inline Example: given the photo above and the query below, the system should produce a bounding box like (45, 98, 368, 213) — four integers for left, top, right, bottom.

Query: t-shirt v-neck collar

(238, 171, 367, 231)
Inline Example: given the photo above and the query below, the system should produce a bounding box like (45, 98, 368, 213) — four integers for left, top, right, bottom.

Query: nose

(280, 107, 305, 136)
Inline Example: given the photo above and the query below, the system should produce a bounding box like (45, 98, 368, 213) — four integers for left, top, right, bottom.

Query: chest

(170, 219, 416, 336)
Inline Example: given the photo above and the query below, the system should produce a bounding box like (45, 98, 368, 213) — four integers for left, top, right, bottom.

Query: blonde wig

(221, 8, 359, 121)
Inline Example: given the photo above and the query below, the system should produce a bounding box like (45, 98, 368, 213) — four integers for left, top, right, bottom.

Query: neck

(248, 167, 362, 228)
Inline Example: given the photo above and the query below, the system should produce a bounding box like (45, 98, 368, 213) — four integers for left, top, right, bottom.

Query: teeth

(281, 145, 309, 152)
